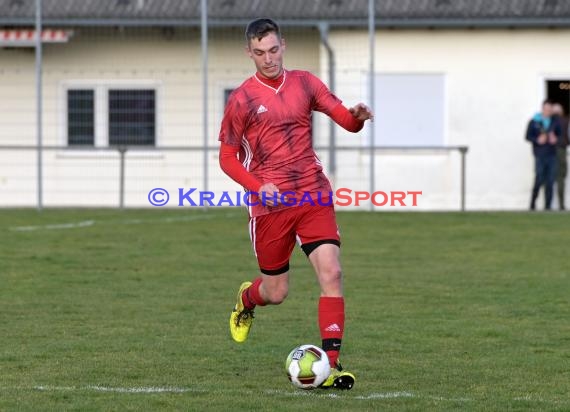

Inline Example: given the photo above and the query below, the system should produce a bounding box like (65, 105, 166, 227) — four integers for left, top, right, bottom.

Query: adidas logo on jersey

(325, 323, 341, 332)
(257, 105, 268, 114)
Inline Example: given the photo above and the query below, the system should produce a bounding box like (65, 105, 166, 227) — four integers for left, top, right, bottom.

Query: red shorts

(249, 203, 340, 275)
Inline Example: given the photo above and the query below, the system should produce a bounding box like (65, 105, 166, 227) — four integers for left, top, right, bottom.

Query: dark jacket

(526, 113, 561, 156)
(552, 114, 569, 148)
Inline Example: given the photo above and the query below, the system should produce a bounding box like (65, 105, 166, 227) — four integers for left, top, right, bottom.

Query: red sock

(241, 277, 266, 310)
(318, 296, 345, 368)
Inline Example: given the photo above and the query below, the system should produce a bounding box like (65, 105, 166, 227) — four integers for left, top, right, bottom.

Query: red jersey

(219, 69, 341, 217)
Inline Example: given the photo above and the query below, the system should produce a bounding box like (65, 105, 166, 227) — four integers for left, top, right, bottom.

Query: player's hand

(537, 133, 547, 145)
(258, 183, 290, 207)
(349, 103, 374, 122)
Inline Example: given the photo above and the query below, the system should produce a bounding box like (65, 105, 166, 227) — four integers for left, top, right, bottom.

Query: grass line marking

(355, 392, 415, 399)
(31, 385, 198, 394)
(10, 220, 95, 231)
(0, 386, 565, 404)
(8, 212, 242, 232)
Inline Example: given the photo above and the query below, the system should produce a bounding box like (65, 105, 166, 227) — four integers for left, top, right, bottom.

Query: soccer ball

(285, 344, 331, 389)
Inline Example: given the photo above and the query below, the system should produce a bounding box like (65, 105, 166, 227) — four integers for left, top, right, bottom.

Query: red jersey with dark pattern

(218, 69, 341, 217)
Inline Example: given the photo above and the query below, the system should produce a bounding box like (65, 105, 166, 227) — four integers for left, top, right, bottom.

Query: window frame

(60, 79, 162, 148)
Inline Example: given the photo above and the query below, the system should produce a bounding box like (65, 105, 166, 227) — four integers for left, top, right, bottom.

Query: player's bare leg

(258, 272, 289, 304)
(230, 272, 289, 343)
(310, 244, 343, 297)
(309, 243, 355, 390)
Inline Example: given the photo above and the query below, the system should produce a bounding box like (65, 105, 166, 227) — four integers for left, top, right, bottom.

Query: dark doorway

(547, 80, 570, 115)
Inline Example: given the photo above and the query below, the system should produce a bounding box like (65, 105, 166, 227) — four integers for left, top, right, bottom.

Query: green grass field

(0, 209, 568, 411)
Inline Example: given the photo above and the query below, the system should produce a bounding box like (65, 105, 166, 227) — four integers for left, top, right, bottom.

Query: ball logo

(286, 345, 331, 389)
(292, 349, 304, 361)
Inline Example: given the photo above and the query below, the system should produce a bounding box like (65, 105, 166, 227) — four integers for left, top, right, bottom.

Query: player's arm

(219, 143, 263, 193)
(218, 94, 263, 192)
(219, 145, 286, 207)
(218, 95, 283, 206)
(309, 72, 373, 132)
(329, 103, 373, 133)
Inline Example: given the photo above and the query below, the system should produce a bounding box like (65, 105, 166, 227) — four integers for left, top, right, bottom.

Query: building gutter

(2, 17, 570, 28)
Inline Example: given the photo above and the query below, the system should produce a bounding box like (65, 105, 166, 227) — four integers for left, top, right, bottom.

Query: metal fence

(0, 145, 468, 210)
(0, 0, 470, 211)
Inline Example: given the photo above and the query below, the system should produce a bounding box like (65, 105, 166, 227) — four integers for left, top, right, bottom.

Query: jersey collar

(253, 70, 287, 94)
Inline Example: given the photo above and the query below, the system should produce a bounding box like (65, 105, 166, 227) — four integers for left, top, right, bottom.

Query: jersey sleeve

(306, 71, 363, 132)
(218, 91, 247, 147)
(219, 143, 263, 192)
(329, 104, 364, 132)
(307, 72, 342, 116)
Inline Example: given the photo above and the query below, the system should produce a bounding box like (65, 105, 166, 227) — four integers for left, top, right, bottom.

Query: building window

(224, 88, 235, 107)
(67, 89, 94, 146)
(109, 89, 155, 146)
(64, 84, 158, 147)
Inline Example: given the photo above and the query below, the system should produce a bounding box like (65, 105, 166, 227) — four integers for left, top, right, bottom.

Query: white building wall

(2, 27, 569, 209)
(0, 27, 320, 207)
(327, 29, 570, 210)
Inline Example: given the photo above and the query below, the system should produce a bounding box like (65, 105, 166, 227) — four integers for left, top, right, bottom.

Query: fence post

(201, 0, 209, 207)
(35, 0, 43, 211)
(368, 0, 376, 211)
(460, 146, 468, 212)
(119, 146, 127, 209)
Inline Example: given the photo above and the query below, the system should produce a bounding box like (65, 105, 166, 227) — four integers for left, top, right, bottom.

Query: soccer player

(218, 18, 373, 390)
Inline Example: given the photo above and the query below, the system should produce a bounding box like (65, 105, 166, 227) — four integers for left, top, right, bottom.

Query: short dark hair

(245, 18, 281, 44)
(542, 98, 554, 106)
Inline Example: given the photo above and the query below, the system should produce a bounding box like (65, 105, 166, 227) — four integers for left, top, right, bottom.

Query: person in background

(551, 103, 569, 211)
(525, 99, 561, 211)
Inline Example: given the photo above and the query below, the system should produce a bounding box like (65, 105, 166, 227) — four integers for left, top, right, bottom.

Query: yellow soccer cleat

(320, 361, 355, 390)
(229, 281, 254, 343)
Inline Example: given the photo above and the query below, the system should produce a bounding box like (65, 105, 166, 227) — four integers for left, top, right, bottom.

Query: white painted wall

(326, 28, 570, 210)
(0, 27, 320, 207)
